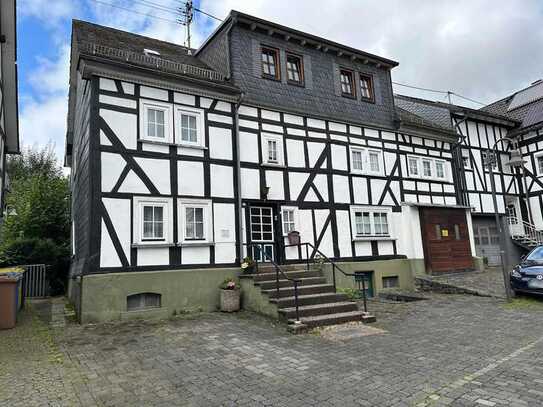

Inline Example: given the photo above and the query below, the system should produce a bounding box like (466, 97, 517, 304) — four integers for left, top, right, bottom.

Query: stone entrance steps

(243, 264, 366, 330)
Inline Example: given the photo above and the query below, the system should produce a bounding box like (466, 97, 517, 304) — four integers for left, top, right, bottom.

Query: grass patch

(503, 296, 543, 310)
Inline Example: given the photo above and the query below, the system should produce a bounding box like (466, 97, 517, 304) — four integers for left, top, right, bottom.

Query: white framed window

(351, 148, 364, 172)
(422, 159, 432, 177)
(350, 146, 383, 175)
(175, 106, 205, 148)
(408, 157, 419, 176)
(536, 153, 543, 176)
(178, 199, 213, 244)
(435, 160, 446, 179)
(407, 155, 449, 181)
(281, 207, 298, 235)
(350, 206, 392, 239)
(261, 133, 284, 166)
(140, 99, 173, 143)
(133, 197, 173, 245)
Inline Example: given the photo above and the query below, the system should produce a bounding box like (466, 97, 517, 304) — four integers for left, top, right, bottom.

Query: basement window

(127, 293, 161, 311)
(382, 276, 399, 289)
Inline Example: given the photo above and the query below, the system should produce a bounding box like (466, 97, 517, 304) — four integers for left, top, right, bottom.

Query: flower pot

(220, 289, 240, 312)
(242, 264, 255, 274)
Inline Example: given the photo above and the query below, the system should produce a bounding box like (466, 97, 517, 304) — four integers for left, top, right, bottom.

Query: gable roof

(482, 80, 543, 132)
(71, 20, 237, 87)
(196, 10, 399, 69)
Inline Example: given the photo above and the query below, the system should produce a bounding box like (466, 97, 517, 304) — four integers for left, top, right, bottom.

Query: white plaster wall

(286, 139, 305, 167)
(182, 246, 210, 265)
(135, 157, 171, 194)
(178, 161, 204, 196)
(100, 109, 137, 150)
(101, 152, 126, 192)
(209, 127, 233, 160)
(333, 175, 350, 203)
(118, 170, 149, 194)
(213, 203, 236, 263)
(241, 168, 260, 199)
(138, 247, 169, 266)
(210, 165, 234, 198)
(265, 170, 284, 200)
(100, 220, 121, 267)
(336, 210, 352, 258)
(239, 131, 259, 163)
(331, 144, 347, 170)
(103, 198, 131, 264)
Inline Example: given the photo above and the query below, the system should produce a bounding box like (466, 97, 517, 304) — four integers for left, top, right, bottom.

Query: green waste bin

(0, 267, 25, 329)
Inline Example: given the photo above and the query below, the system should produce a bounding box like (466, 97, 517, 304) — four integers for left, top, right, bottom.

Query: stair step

(288, 311, 365, 328)
(271, 292, 350, 308)
(252, 270, 322, 282)
(278, 301, 358, 319)
(256, 277, 327, 290)
(263, 284, 335, 299)
(257, 264, 312, 273)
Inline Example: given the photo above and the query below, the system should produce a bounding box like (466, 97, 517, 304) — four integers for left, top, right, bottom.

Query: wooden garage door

(420, 208, 473, 273)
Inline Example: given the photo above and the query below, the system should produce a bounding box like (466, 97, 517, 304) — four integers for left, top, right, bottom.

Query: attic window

(359, 74, 375, 102)
(261, 46, 280, 80)
(340, 69, 355, 98)
(144, 48, 161, 57)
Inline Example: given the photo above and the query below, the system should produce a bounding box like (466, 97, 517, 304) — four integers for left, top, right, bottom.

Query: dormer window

(261, 47, 280, 80)
(143, 48, 161, 57)
(340, 69, 355, 98)
(360, 74, 374, 102)
(286, 53, 303, 85)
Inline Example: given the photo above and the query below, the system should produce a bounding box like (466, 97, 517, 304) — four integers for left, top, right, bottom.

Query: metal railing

(284, 242, 369, 313)
(507, 216, 543, 247)
(22, 264, 49, 298)
(80, 41, 225, 82)
(244, 243, 301, 322)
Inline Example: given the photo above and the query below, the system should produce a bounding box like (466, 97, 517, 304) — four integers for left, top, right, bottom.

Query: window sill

(261, 162, 286, 169)
(138, 138, 175, 146)
(177, 143, 207, 151)
(132, 243, 175, 248)
(178, 241, 215, 247)
(138, 139, 207, 150)
(341, 93, 357, 100)
(352, 236, 396, 242)
(262, 75, 281, 82)
(287, 80, 305, 88)
(361, 97, 376, 104)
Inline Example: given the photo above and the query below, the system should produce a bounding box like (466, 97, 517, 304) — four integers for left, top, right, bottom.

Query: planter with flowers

(241, 256, 256, 274)
(219, 278, 241, 312)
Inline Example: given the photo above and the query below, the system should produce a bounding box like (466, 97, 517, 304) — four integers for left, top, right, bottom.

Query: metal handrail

(284, 242, 369, 313)
(507, 216, 543, 246)
(244, 243, 301, 322)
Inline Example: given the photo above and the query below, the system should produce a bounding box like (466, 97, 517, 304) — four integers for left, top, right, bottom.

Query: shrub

(0, 238, 70, 295)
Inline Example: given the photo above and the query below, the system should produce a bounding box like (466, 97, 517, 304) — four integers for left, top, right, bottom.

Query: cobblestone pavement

(427, 267, 509, 298)
(3, 294, 543, 406)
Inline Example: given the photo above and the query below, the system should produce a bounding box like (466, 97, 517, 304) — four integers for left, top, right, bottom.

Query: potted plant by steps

(241, 256, 256, 274)
(220, 278, 240, 312)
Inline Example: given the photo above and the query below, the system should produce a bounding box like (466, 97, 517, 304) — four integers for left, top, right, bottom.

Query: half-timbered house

(0, 0, 19, 221)
(68, 11, 536, 324)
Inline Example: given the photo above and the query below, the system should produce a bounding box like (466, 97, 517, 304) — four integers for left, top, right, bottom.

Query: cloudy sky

(18, 0, 543, 162)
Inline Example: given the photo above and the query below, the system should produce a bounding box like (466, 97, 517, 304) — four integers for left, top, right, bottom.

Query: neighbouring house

(65, 10, 542, 324)
(0, 0, 19, 221)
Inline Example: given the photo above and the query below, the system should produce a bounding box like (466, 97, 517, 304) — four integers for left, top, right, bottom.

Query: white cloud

(18, 0, 543, 164)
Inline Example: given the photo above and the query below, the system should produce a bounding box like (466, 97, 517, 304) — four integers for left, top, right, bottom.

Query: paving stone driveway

(3, 294, 543, 406)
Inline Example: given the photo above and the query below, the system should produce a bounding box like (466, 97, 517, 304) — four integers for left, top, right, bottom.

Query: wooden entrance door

(419, 208, 473, 273)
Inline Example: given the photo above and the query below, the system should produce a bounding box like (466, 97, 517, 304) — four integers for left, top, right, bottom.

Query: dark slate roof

(72, 20, 238, 88)
(197, 10, 399, 69)
(394, 95, 453, 130)
(394, 94, 518, 129)
(482, 81, 543, 131)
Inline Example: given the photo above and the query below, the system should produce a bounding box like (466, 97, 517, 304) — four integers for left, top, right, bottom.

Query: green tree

(0, 145, 70, 294)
